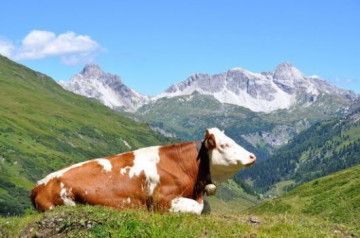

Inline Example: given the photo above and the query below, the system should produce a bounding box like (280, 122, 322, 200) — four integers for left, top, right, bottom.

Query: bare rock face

(59, 63, 358, 113)
(58, 64, 149, 112)
(158, 62, 357, 113)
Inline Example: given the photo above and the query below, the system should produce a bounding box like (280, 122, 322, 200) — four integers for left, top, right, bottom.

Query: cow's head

(203, 128, 256, 182)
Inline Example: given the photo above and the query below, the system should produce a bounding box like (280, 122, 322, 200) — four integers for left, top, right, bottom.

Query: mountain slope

(137, 92, 276, 160)
(137, 63, 356, 159)
(57, 63, 357, 157)
(0, 55, 172, 215)
(59, 64, 149, 112)
(137, 90, 355, 161)
(248, 164, 360, 233)
(241, 105, 360, 194)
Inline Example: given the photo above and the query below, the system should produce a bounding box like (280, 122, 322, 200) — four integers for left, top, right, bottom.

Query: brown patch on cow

(31, 152, 140, 212)
(155, 142, 206, 211)
(31, 179, 62, 211)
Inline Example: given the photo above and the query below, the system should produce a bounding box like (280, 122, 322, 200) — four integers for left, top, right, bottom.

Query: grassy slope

(1, 166, 359, 237)
(249, 164, 360, 235)
(207, 179, 258, 213)
(0, 205, 355, 238)
(0, 55, 173, 214)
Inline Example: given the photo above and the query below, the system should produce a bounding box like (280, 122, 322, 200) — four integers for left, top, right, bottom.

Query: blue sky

(0, 0, 359, 95)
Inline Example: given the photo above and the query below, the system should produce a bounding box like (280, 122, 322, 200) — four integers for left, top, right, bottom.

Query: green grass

(0, 55, 174, 215)
(248, 164, 360, 235)
(264, 180, 295, 198)
(207, 179, 259, 213)
(1, 166, 358, 237)
(0, 205, 355, 238)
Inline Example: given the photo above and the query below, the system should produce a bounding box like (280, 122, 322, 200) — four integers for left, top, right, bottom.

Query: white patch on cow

(126, 198, 131, 204)
(207, 128, 256, 183)
(60, 183, 76, 206)
(126, 146, 161, 196)
(49, 206, 54, 210)
(37, 160, 91, 185)
(96, 158, 112, 172)
(120, 166, 131, 175)
(169, 197, 204, 215)
(85, 190, 88, 195)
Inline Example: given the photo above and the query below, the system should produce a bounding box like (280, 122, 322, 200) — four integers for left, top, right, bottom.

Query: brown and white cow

(31, 128, 256, 214)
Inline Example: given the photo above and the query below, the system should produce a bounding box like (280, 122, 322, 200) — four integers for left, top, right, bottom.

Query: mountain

(59, 64, 149, 112)
(137, 63, 357, 159)
(60, 63, 357, 114)
(0, 55, 173, 215)
(240, 104, 360, 194)
(157, 62, 357, 113)
(58, 63, 357, 160)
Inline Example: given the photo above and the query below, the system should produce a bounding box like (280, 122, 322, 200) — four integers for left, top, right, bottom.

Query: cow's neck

(160, 141, 210, 200)
(192, 140, 212, 200)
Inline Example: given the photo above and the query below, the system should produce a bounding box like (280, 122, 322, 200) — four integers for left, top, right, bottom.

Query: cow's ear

(205, 129, 211, 138)
(206, 133, 216, 149)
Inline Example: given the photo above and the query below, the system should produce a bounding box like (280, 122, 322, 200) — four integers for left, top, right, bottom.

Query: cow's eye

(221, 143, 229, 148)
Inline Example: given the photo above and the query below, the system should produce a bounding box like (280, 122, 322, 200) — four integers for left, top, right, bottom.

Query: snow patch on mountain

(156, 63, 357, 113)
(58, 64, 149, 112)
(58, 62, 357, 114)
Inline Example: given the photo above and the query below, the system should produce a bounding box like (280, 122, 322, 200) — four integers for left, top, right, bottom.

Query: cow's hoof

(205, 184, 217, 196)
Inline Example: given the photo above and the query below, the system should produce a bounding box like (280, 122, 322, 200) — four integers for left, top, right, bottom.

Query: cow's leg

(201, 199, 211, 214)
(169, 197, 204, 215)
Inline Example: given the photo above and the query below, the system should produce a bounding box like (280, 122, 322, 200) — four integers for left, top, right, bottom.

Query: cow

(30, 128, 256, 215)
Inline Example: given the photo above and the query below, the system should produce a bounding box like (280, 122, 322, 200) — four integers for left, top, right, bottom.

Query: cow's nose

(245, 154, 256, 167)
(249, 154, 256, 162)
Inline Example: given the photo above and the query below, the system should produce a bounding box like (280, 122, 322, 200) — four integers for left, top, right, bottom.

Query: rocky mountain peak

(81, 64, 104, 78)
(273, 62, 309, 94)
(58, 65, 149, 112)
(274, 62, 305, 81)
(59, 63, 357, 114)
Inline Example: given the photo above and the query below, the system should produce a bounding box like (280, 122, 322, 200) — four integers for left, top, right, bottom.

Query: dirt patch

(19, 213, 102, 238)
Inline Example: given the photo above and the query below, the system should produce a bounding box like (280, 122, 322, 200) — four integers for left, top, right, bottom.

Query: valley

(0, 55, 359, 237)
(60, 63, 357, 162)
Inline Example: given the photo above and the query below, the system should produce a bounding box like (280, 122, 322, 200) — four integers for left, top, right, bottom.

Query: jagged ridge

(158, 62, 357, 112)
(59, 62, 357, 113)
(59, 64, 149, 112)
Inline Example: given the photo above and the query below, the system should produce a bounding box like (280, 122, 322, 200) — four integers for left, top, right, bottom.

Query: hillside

(248, 164, 360, 235)
(137, 92, 275, 160)
(0, 55, 173, 215)
(241, 106, 360, 194)
(1, 166, 358, 237)
(0, 203, 355, 237)
(137, 91, 354, 161)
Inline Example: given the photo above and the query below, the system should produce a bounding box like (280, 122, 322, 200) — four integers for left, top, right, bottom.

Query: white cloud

(0, 30, 102, 65)
(334, 77, 358, 84)
(0, 38, 14, 57)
